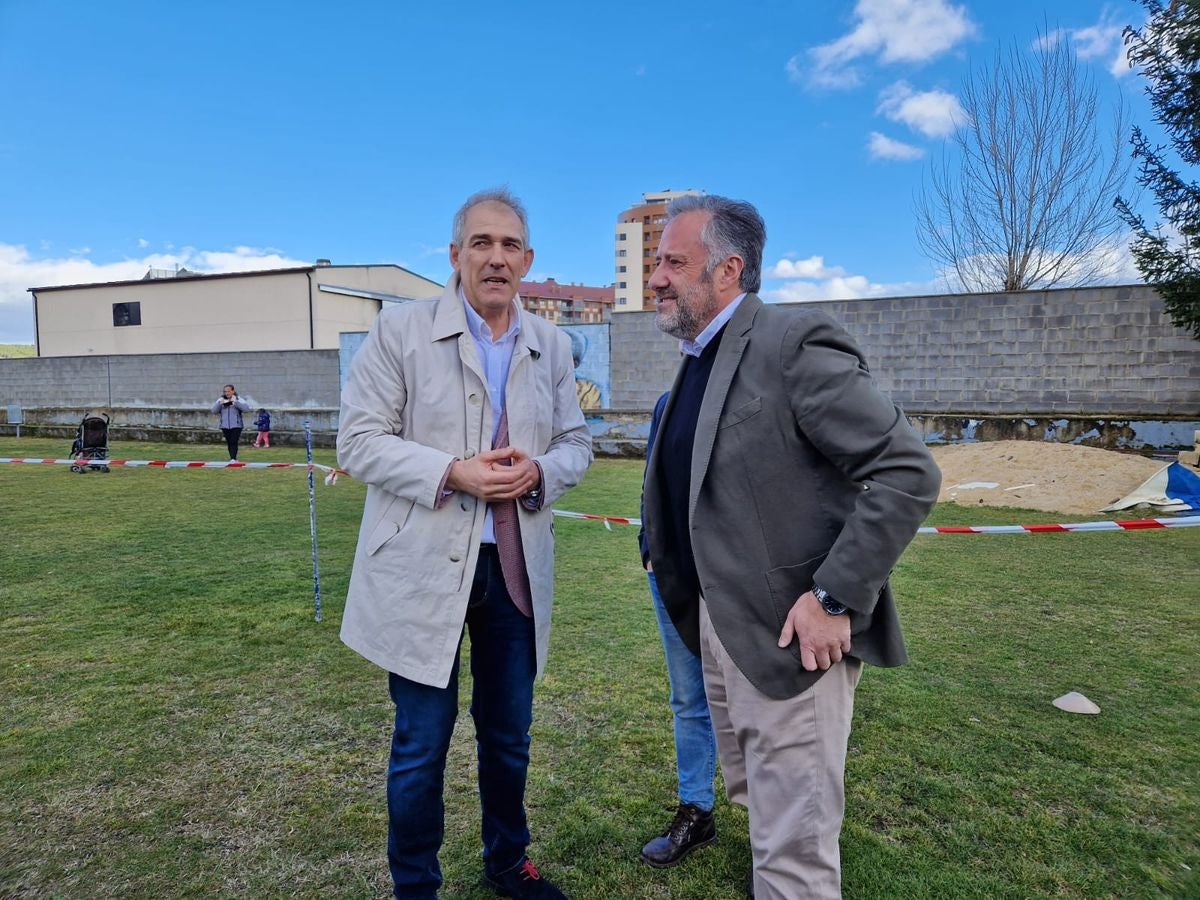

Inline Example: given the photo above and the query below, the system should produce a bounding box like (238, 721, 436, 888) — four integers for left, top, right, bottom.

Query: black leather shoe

(640, 803, 717, 868)
(483, 857, 568, 899)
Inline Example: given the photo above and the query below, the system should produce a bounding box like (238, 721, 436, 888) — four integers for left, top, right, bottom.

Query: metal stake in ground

(305, 420, 323, 622)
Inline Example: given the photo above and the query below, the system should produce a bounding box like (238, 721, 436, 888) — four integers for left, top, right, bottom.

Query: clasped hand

(446, 448, 540, 501)
(777, 591, 851, 672)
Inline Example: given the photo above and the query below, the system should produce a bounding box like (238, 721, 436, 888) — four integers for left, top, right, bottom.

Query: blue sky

(0, 0, 1157, 342)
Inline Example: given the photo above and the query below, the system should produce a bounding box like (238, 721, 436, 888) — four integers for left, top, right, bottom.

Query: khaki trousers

(699, 599, 862, 900)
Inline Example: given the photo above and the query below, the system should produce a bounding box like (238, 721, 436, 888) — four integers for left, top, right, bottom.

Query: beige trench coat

(337, 275, 593, 687)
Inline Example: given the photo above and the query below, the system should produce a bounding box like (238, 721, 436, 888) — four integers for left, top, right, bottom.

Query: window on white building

(113, 302, 141, 326)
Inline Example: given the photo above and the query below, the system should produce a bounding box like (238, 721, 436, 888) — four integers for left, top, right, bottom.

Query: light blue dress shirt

(680, 292, 746, 358)
(461, 290, 521, 543)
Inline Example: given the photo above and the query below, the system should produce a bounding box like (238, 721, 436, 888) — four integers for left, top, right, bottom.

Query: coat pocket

(719, 396, 762, 429)
(764, 553, 826, 633)
(766, 554, 879, 640)
(365, 497, 416, 556)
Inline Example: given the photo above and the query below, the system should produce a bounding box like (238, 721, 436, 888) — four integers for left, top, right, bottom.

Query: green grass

(1, 438, 1197, 898)
(0, 343, 35, 358)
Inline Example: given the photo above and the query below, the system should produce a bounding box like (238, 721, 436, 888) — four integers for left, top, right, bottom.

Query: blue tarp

(1103, 462, 1200, 513)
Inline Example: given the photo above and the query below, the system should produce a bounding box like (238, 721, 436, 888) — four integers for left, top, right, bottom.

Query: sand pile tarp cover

(1101, 462, 1200, 513)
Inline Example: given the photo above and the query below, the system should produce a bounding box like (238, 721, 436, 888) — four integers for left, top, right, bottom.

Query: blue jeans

(386, 546, 536, 899)
(648, 570, 717, 812)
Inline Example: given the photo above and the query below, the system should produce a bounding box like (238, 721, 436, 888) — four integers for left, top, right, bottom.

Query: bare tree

(916, 33, 1132, 292)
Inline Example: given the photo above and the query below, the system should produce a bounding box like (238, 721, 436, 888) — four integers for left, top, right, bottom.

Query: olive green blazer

(643, 294, 941, 700)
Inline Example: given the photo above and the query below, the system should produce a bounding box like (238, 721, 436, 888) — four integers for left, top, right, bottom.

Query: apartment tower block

(613, 189, 703, 313)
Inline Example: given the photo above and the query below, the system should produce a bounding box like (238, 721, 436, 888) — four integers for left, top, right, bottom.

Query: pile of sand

(929, 441, 1168, 515)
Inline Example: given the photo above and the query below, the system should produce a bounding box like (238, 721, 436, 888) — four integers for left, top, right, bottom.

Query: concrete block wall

(0, 349, 340, 411)
(608, 312, 680, 409)
(609, 284, 1199, 416)
(2, 286, 1197, 442)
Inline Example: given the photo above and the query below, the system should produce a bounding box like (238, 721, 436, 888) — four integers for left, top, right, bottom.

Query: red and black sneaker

(483, 857, 568, 899)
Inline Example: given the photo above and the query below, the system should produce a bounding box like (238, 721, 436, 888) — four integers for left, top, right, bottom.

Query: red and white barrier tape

(550, 509, 1200, 534)
(913, 516, 1199, 533)
(551, 509, 641, 529)
(0, 456, 348, 485)
(2, 458, 1195, 532)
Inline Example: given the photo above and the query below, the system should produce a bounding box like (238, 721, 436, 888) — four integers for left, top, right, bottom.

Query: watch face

(814, 586, 845, 615)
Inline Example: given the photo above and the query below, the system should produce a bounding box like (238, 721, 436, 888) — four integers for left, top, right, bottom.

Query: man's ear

(719, 255, 745, 293)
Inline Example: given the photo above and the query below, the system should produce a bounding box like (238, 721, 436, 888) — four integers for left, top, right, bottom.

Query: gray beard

(656, 306, 700, 341)
(654, 277, 717, 342)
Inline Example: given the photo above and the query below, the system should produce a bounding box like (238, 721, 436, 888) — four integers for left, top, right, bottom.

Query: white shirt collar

(459, 286, 522, 343)
(680, 292, 746, 358)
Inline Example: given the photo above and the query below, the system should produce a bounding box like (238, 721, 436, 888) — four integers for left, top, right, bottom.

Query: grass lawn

(1, 436, 1197, 898)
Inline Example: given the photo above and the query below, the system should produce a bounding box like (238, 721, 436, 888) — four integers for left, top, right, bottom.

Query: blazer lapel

(689, 294, 761, 524)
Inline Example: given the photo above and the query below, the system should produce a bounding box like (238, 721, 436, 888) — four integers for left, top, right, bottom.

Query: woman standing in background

(211, 384, 250, 460)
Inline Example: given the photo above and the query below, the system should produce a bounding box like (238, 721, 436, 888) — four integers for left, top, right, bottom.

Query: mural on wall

(339, 331, 368, 392)
(340, 324, 612, 411)
(563, 324, 610, 411)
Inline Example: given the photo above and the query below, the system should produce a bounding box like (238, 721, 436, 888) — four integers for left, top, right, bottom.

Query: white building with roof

(28, 261, 441, 357)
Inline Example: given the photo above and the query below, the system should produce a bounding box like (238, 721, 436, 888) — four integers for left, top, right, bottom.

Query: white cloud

(877, 81, 966, 137)
(786, 53, 860, 90)
(867, 131, 925, 161)
(416, 241, 448, 258)
(1087, 235, 1147, 283)
(762, 250, 939, 303)
(0, 243, 310, 343)
(1034, 13, 1133, 78)
(137, 238, 149, 248)
(923, 232, 1146, 293)
(766, 256, 847, 280)
(764, 273, 940, 304)
(185, 245, 308, 272)
(790, 0, 977, 89)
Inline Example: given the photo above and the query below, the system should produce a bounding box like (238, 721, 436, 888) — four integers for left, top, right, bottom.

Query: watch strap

(812, 584, 848, 616)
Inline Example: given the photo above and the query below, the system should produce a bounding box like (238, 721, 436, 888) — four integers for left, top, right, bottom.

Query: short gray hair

(451, 187, 530, 248)
(666, 194, 766, 293)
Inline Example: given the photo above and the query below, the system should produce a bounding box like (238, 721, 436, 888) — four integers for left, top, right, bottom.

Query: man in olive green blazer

(642, 195, 940, 899)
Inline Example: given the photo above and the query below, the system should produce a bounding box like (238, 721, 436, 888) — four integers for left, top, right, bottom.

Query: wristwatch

(811, 584, 847, 616)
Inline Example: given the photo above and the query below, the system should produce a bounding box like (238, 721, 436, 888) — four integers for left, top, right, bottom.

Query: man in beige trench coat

(338, 188, 592, 900)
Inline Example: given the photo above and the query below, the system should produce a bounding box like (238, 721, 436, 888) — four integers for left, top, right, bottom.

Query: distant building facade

(29, 262, 441, 357)
(518, 278, 614, 325)
(613, 189, 703, 313)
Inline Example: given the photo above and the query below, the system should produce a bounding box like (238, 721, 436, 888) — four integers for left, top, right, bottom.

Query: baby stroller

(69, 412, 111, 473)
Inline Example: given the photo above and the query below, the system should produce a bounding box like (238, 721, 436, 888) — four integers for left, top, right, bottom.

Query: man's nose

(487, 243, 506, 266)
(647, 264, 666, 290)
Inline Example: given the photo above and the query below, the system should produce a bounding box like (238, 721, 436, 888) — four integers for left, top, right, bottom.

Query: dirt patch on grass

(930, 441, 1168, 515)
